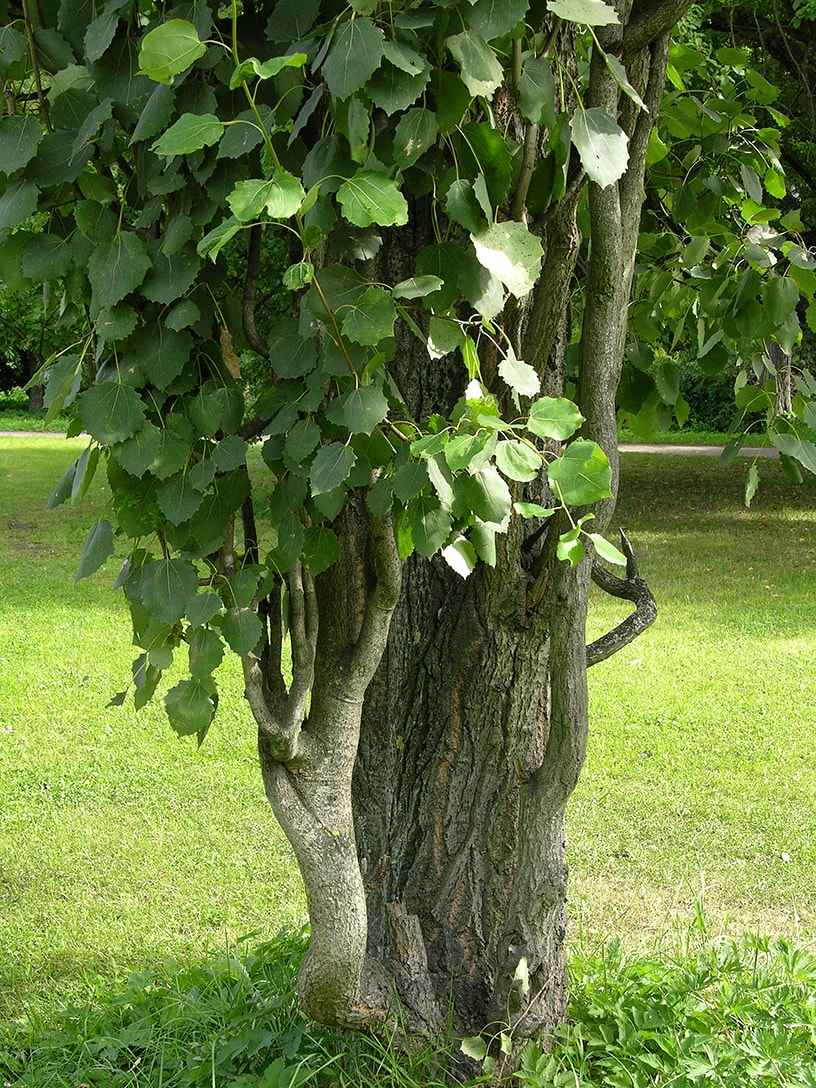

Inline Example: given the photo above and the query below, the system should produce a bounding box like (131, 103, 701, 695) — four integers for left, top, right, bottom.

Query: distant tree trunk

(764, 341, 793, 415)
(24, 349, 44, 412)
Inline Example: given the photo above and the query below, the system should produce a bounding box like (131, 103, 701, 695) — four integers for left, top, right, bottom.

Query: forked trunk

(354, 547, 592, 1039)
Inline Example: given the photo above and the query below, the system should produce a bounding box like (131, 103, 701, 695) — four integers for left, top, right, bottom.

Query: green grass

(0, 436, 305, 1025)
(577, 452, 816, 943)
(2, 436, 816, 1086)
(0, 394, 71, 433)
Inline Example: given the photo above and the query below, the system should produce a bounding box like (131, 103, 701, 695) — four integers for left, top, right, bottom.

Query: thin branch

(586, 530, 657, 666)
(510, 121, 540, 222)
(286, 560, 318, 725)
(346, 509, 402, 697)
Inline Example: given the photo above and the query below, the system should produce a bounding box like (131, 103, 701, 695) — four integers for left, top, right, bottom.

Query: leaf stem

(311, 273, 359, 385)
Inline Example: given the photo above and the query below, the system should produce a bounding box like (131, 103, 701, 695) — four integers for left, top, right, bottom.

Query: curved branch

(586, 529, 657, 666)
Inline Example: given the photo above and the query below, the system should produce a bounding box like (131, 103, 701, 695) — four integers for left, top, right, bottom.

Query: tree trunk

(353, 24, 674, 1045)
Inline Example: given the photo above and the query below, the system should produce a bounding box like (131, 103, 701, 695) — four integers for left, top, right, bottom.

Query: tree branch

(242, 559, 318, 763)
(347, 509, 402, 697)
(586, 529, 657, 666)
(623, 0, 693, 58)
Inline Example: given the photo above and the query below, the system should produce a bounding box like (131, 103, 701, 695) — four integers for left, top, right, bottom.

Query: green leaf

(392, 275, 444, 299)
(341, 287, 396, 345)
(0, 178, 39, 230)
(459, 464, 511, 528)
(270, 511, 304, 570)
(198, 217, 244, 262)
(744, 464, 760, 508)
(227, 174, 306, 222)
(229, 52, 307, 89)
(75, 519, 115, 582)
(151, 113, 222, 155)
(514, 501, 554, 518)
(267, 318, 318, 378)
(285, 418, 321, 464)
(446, 31, 504, 99)
(87, 232, 151, 310)
(445, 179, 488, 234)
(47, 460, 77, 509)
(471, 222, 543, 297)
(393, 107, 438, 169)
(765, 276, 799, 327)
(141, 558, 199, 624)
(368, 61, 430, 113)
(557, 532, 584, 566)
(442, 536, 477, 578)
(188, 626, 225, 678)
(547, 440, 612, 505)
(220, 607, 263, 656)
(772, 434, 816, 474)
(548, 0, 619, 24)
(165, 678, 216, 736)
(527, 396, 584, 440)
(337, 171, 409, 228)
(603, 53, 647, 110)
(428, 317, 466, 360)
(408, 495, 452, 556)
(322, 17, 384, 99)
(466, 0, 528, 38)
(588, 533, 626, 566)
(310, 442, 356, 495)
(21, 234, 72, 281)
(302, 526, 342, 574)
(327, 386, 389, 435)
(518, 56, 556, 126)
(157, 473, 205, 524)
(139, 20, 206, 84)
(393, 461, 428, 502)
(460, 1037, 488, 1062)
(0, 114, 44, 174)
(570, 107, 629, 188)
(498, 351, 540, 398)
(187, 593, 222, 627)
(495, 439, 542, 482)
(79, 383, 146, 445)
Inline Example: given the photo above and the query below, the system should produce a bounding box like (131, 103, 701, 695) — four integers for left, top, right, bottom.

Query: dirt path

(1, 431, 781, 457)
(619, 442, 779, 457)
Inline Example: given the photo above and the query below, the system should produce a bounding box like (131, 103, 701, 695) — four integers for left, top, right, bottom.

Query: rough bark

(353, 14, 678, 1048)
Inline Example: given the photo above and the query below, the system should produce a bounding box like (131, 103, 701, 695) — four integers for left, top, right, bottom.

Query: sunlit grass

(575, 453, 816, 944)
(2, 436, 816, 1079)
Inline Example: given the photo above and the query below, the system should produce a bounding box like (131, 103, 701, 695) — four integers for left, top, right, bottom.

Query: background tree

(7, 0, 811, 1062)
(619, 4, 816, 497)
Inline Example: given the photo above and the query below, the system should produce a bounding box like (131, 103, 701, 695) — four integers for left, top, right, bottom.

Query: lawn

(1, 435, 815, 1084)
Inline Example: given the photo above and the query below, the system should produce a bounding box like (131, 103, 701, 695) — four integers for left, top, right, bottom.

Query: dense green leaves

(10, 0, 810, 747)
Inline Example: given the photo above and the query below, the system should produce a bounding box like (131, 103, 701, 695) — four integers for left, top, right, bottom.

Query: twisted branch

(586, 530, 657, 666)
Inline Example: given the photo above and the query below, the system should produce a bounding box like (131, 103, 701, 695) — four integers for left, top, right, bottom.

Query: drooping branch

(586, 529, 657, 666)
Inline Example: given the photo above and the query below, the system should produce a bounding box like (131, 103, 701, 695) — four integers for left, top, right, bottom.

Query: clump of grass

(4, 926, 815, 1087)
